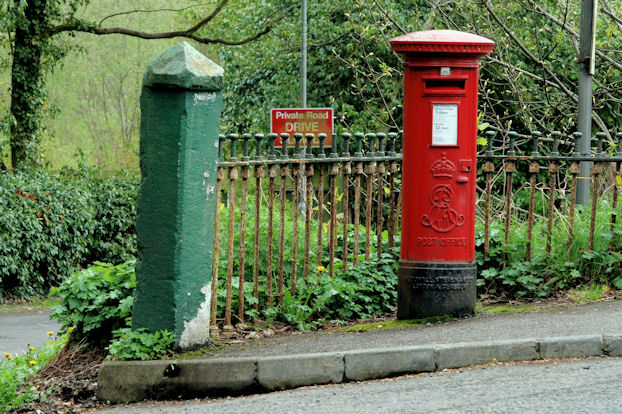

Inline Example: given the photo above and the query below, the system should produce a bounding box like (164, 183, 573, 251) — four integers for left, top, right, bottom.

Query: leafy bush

(50, 261, 136, 347)
(0, 168, 137, 299)
(279, 249, 399, 330)
(84, 172, 137, 264)
(217, 242, 399, 329)
(214, 191, 393, 319)
(51, 261, 174, 361)
(106, 328, 174, 361)
(475, 199, 622, 298)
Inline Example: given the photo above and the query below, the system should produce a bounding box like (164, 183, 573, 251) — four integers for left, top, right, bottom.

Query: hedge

(0, 168, 137, 299)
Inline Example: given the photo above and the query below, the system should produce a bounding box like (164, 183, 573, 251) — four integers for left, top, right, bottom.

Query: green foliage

(0, 332, 68, 413)
(0, 168, 137, 298)
(106, 328, 174, 361)
(211, 0, 417, 133)
(51, 261, 174, 361)
(1, 0, 274, 168)
(475, 199, 622, 298)
(211, 0, 621, 140)
(338, 315, 454, 332)
(215, 189, 395, 323)
(42, 1, 187, 171)
(85, 171, 138, 264)
(278, 250, 399, 331)
(569, 283, 609, 303)
(1, 0, 93, 166)
(215, 201, 399, 330)
(49, 261, 136, 347)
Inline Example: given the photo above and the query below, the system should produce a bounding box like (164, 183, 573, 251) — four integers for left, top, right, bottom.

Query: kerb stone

(538, 335, 604, 359)
(604, 335, 622, 357)
(435, 339, 538, 370)
(345, 346, 435, 381)
(97, 358, 257, 403)
(97, 361, 170, 403)
(257, 353, 344, 390)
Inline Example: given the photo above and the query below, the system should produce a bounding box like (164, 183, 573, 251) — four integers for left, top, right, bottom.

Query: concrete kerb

(97, 334, 619, 403)
(604, 335, 622, 357)
(344, 346, 435, 381)
(538, 335, 603, 359)
(258, 352, 344, 391)
(435, 338, 539, 370)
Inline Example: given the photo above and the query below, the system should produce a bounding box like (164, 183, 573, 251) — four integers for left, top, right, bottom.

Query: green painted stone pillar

(132, 42, 223, 349)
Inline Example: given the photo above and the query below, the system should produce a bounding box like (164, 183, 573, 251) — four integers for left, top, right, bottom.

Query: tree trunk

(9, 0, 48, 168)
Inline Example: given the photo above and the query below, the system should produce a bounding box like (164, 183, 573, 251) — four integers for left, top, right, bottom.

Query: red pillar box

(390, 30, 494, 318)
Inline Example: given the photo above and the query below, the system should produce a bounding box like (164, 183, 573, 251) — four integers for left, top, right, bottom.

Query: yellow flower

(29, 360, 37, 365)
(316, 265, 325, 272)
(29, 346, 35, 351)
(47, 331, 53, 336)
(67, 327, 75, 332)
(4, 353, 12, 359)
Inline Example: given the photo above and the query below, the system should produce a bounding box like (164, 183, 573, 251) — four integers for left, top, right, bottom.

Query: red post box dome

(391, 30, 495, 67)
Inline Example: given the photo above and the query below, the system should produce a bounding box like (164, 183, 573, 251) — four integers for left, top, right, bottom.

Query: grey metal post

(577, 0, 597, 205)
(301, 0, 307, 108)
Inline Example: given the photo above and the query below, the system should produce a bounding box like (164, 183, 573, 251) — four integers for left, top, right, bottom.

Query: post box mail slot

(424, 78, 467, 95)
(391, 30, 495, 319)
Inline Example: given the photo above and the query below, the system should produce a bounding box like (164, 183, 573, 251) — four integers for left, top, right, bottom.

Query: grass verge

(0, 332, 67, 412)
(0, 296, 60, 313)
(334, 315, 455, 333)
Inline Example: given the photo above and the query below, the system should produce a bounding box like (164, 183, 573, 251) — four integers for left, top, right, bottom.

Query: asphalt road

(0, 309, 61, 355)
(100, 356, 622, 413)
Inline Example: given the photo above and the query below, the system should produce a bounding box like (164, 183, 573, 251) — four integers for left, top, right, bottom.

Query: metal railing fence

(478, 130, 622, 262)
(209, 132, 403, 335)
(208, 129, 622, 335)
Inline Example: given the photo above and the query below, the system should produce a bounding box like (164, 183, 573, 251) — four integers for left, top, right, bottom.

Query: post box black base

(397, 260, 477, 319)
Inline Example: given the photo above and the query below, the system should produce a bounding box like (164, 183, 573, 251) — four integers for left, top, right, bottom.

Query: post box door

(401, 66, 478, 263)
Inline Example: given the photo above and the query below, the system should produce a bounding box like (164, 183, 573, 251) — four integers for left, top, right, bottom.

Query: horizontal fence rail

(209, 129, 621, 335)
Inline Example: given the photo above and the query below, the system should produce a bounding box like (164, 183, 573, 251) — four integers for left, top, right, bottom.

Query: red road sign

(271, 108, 333, 147)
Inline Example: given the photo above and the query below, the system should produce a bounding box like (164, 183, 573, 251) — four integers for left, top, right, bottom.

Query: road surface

(100, 356, 622, 413)
(0, 309, 60, 355)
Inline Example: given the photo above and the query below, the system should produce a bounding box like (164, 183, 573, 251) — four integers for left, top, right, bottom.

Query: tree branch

(183, 0, 229, 34)
(483, 1, 578, 103)
(52, 0, 280, 46)
(372, 0, 407, 34)
(50, 5, 275, 46)
(525, 0, 622, 72)
(98, 2, 220, 27)
(600, 0, 622, 31)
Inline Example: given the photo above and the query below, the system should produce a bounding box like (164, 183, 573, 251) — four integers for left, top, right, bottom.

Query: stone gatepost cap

(143, 41, 224, 91)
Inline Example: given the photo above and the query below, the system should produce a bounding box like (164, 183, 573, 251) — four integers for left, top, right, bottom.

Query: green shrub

(85, 172, 137, 264)
(106, 328, 174, 361)
(0, 168, 137, 299)
(475, 199, 622, 298)
(279, 249, 399, 330)
(49, 261, 136, 347)
(218, 245, 399, 328)
(51, 261, 174, 361)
